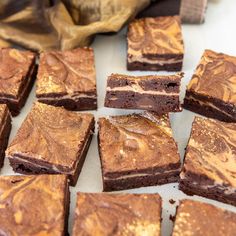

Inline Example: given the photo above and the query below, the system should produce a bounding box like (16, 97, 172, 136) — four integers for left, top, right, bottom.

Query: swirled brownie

(179, 117, 236, 206)
(104, 73, 183, 114)
(36, 47, 97, 111)
(0, 104, 11, 168)
(72, 193, 162, 236)
(0, 48, 37, 116)
(184, 50, 236, 122)
(0, 174, 69, 235)
(172, 200, 236, 236)
(98, 111, 181, 191)
(6, 102, 95, 186)
(127, 16, 184, 71)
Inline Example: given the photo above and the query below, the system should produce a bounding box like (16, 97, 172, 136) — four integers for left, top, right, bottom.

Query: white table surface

(2, 0, 236, 235)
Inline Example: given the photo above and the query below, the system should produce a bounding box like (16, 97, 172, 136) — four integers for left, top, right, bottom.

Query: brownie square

(98, 111, 181, 191)
(36, 47, 97, 111)
(172, 200, 236, 236)
(127, 16, 184, 71)
(179, 116, 236, 206)
(0, 104, 11, 168)
(183, 50, 236, 122)
(0, 174, 69, 235)
(0, 48, 37, 116)
(6, 102, 95, 186)
(104, 73, 183, 114)
(72, 193, 162, 236)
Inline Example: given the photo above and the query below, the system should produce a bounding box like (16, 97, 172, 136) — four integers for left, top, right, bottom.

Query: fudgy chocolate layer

(103, 171, 180, 192)
(127, 61, 183, 72)
(105, 91, 181, 114)
(38, 97, 97, 111)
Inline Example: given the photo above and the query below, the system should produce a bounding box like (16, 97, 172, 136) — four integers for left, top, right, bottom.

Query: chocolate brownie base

(0, 114, 11, 168)
(38, 97, 97, 111)
(0, 64, 38, 116)
(9, 128, 93, 186)
(183, 91, 236, 122)
(105, 92, 181, 113)
(179, 180, 236, 206)
(103, 170, 180, 192)
(127, 61, 183, 72)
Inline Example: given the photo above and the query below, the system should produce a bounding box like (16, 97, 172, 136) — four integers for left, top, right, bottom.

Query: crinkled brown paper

(0, 0, 150, 52)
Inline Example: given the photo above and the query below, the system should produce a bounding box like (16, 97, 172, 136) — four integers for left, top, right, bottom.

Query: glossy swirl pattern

(72, 193, 161, 236)
(6, 102, 94, 171)
(0, 175, 67, 235)
(172, 200, 236, 236)
(99, 111, 180, 174)
(187, 49, 236, 104)
(0, 48, 35, 97)
(36, 48, 96, 96)
(127, 16, 184, 58)
(183, 116, 236, 187)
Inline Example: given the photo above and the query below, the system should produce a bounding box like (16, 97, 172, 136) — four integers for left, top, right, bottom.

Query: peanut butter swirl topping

(73, 193, 161, 236)
(36, 47, 96, 96)
(182, 116, 236, 187)
(187, 49, 236, 104)
(0, 48, 35, 98)
(0, 175, 68, 235)
(6, 102, 94, 171)
(99, 111, 180, 174)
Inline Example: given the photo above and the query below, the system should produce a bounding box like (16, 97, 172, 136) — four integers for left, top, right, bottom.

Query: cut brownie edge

(127, 61, 183, 72)
(184, 90, 236, 122)
(0, 112, 11, 168)
(103, 170, 180, 192)
(179, 179, 236, 206)
(38, 97, 97, 111)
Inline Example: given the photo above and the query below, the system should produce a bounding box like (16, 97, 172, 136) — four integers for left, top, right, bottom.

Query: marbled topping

(36, 47, 96, 97)
(0, 104, 10, 132)
(187, 49, 236, 104)
(182, 116, 236, 187)
(0, 48, 36, 98)
(127, 16, 184, 59)
(98, 111, 180, 174)
(6, 102, 94, 171)
(72, 193, 161, 236)
(172, 200, 236, 236)
(0, 174, 68, 235)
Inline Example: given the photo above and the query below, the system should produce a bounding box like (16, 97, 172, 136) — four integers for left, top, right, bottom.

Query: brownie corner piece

(127, 15, 184, 72)
(36, 47, 97, 111)
(179, 116, 236, 206)
(0, 174, 70, 235)
(72, 192, 162, 236)
(104, 72, 183, 113)
(183, 49, 236, 122)
(98, 111, 181, 191)
(0, 104, 11, 168)
(6, 102, 95, 186)
(172, 199, 236, 236)
(0, 48, 37, 116)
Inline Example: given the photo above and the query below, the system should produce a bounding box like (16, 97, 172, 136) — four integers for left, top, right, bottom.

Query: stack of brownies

(0, 13, 235, 236)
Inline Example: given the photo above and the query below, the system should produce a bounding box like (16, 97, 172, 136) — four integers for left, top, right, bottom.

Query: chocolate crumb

(169, 199, 176, 204)
(169, 214, 175, 222)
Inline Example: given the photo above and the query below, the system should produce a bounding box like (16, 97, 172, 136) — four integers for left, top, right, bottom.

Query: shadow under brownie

(72, 193, 162, 236)
(98, 111, 181, 191)
(36, 47, 97, 111)
(0, 174, 69, 235)
(172, 199, 236, 236)
(0, 48, 37, 116)
(179, 116, 236, 206)
(6, 102, 95, 186)
(127, 16, 184, 72)
(183, 49, 236, 122)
